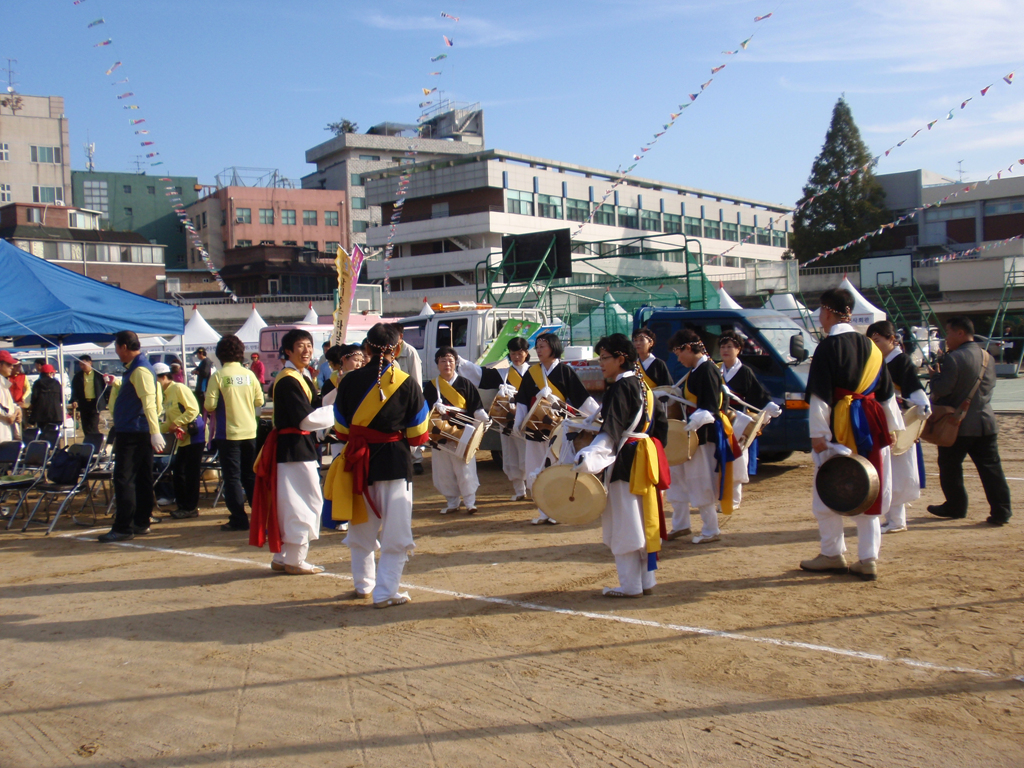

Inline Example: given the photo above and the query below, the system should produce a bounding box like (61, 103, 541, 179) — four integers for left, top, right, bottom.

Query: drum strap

(436, 377, 467, 410)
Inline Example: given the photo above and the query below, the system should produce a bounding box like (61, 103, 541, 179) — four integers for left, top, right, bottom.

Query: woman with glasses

(424, 346, 489, 515)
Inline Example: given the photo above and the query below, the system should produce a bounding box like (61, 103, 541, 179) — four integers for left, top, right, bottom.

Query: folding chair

(200, 447, 224, 508)
(74, 434, 111, 527)
(22, 443, 96, 534)
(21, 427, 40, 444)
(40, 426, 61, 449)
(0, 440, 25, 522)
(2, 441, 51, 529)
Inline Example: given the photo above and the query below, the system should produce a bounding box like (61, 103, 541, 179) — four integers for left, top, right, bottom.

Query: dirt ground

(1, 417, 1023, 768)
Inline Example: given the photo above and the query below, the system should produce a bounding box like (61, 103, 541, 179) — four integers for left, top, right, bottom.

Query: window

(350, 173, 362, 186)
(772, 230, 787, 248)
(740, 224, 755, 242)
(201, 211, 207, 228)
(30, 146, 62, 164)
(82, 179, 109, 215)
(281, 209, 296, 225)
(436, 318, 469, 348)
(984, 199, 1024, 216)
(283, 240, 297, 246)
(537, 194, 563, 219)
(566, 199, 589, 223)
(32, 186, 62, 204)
(352, 220, 369, 233)
(351, 198, 366, 210)
(123, 184, 132, 194)
(0, 184, 10, 203)
(86, 243, 111, 262)
(756, 227, 770, 246)
(324, 210, 339, 227)
(593, 204, 615, 226)
(431, 202, 449, 218)
(303, 210, 317, 225)
(303, 240, 318, 251)
(663, 212, 682, 234)
(721, 222, 739, 242)
(0, 143, 8, 161)
(236, 207, 251, 224)
(358, 154, 381, 161)
(926, 205, 976, 221)
(640, 210, 661, 232)
(259, 208, 274, 225)
(684, 216, 702, 237)
(703, 219, 721, 239)
(27, 208, 42, 223)
(617, 206, 639, 229)
(326, 241, 340, 253)
(147, 186, 155, 195)
(260, 239, 275, 246)
(174, 186, 182, 195)
(124, 207, 133, 217)
(506, 190, 534, 216)
(236, 239, 252, 247)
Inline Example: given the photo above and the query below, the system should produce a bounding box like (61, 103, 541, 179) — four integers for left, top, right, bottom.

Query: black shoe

(149, 515, 163, 524)
(98, 530, 134, 543)
(170, 508, 199, 519)
(220, 523, 249, 532)
(413, 462, 424, 476)
(985, 516, 1009, 526)
(132, 525, 151, 535)
(927, 504, 966, 519)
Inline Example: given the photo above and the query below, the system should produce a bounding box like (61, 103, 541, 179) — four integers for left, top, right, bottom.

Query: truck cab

(636, 307, 817, 459)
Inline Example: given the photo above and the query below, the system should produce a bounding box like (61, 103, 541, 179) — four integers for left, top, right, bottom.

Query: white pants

(885, 446, 920, 529)
(500, 431, 527, 497)
(666, 444, 719, 536)
(811, 446, 890, 561)
(524, 438, 552, 520)
(431, 447, 479, 510)
(344, 479, 414, 602)
(731, 445, 750, 510)
(269, 461, 321, 567)
(601, 480, 657, 594)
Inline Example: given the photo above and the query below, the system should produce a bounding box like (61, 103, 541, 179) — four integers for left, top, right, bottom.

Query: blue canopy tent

(0, 240, 185, 441)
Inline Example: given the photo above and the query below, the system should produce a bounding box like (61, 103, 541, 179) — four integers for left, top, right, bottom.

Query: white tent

(839, 275, 886, 326)
(717, 282, 743, 310)
(235, 304, 267, 350)
(182, 306, 221, 348)
(570, 301, 630, 343)
(298, 302, 319, 325)
(418, 298, 435, 317)
(764, 293, 807, 313)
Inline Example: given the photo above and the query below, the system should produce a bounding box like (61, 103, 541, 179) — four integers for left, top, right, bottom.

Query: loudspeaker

(501, 228, 572, 282)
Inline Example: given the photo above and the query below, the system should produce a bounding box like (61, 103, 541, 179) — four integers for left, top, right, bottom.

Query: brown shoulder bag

(921, 351, 989, 448)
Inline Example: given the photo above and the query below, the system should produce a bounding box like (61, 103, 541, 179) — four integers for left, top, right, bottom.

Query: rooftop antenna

(84, 134, 96, 173)
(0, 58, 23, 114)
(956, 160, 965, 183)
(130, 155, 145, 174)
(2, 57, 16, 90)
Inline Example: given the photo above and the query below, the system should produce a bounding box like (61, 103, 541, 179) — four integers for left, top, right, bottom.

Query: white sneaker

(339, 522, 349, 532)
(881, 524, 907, 534)
(692, 533, 721, 544)
(440, 506, 458, 515)
(156, 497, 174, 507)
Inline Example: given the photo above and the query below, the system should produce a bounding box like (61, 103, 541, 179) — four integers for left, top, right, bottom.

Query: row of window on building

(505, 190, 788, 247)
(922, 199, 1024, 222)
(14, 239, 163, 264)
(0, 143, 63, 164)
(227, 208, 342, 226)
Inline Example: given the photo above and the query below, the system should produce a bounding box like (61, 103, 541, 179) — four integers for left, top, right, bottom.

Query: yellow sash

(506, 366, 523, 389)
(684, 367, 735, 515)
(438, 377, 466, 410)
(529, 364, 564, 403)
(324, 364, 410, 524)
(271, 367, 311, 426)
(833, 343, 884, 454)
(629, 436, 661, 557)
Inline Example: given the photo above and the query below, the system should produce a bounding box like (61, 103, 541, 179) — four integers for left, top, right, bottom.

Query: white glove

(322, 387, 338, 407)
(812, 441, 851, 469)
(686, 410, 715, 432)
(435, 402, 449, 416)
(764, 402, 783, 418)
(151, 432, 166, 452)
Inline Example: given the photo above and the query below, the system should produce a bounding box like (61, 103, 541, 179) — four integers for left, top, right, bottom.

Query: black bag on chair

(47, 448, 87, 486)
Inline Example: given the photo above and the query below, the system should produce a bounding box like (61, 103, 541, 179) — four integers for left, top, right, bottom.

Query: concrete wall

(0, 95, 71, 206)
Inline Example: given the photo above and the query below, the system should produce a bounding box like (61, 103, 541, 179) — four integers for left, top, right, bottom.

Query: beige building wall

(0, 95, 71, 205)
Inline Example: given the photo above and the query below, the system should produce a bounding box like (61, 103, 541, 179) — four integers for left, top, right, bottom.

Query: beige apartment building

(0, 93, 72, 207)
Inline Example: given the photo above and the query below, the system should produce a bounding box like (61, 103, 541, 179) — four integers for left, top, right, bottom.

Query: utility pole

(2, 58, 16, 90)
(957, 160, 965, 182)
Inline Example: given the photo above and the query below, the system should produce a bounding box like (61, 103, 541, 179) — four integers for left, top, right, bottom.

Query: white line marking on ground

(926, 472, 1024, 482)
(63, 535, 1024, 683)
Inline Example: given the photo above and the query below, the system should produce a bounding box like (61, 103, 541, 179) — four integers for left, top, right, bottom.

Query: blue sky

(2, 0, 1021, 208)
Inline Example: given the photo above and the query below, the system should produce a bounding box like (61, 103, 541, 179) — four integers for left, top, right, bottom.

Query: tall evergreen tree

(791, 98, 889, 264)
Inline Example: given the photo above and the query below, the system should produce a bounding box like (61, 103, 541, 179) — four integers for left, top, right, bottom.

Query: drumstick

(569, 473, 579, 502)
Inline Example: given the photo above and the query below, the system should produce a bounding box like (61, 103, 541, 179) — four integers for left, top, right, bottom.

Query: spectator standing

(192, 347, 213, 401)
(29, 364, 64, 432)
(153, 363, 205, 519)
(316, 341, 333, 388)
(70, 355, 105, 435)
(250, 353, 266, 385)
(928, 316, 1012, 526)
(98, 331, 165, 543)
(205, 334, 265, 531)
(8, 361, 27, 406)
(0, 350, 23, 442)
(170, 362, 185, 384)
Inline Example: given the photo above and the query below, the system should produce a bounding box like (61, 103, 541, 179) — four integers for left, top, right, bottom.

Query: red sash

(249, 427, 309, 552)
(833, 388, 892, 516)
(341, 424, 403, 518)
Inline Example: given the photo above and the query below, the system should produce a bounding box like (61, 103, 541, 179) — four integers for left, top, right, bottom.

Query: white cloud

(362, 13, 540, 48)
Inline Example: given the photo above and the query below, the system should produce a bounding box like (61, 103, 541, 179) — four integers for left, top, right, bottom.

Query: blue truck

(634, 307, 817, 461)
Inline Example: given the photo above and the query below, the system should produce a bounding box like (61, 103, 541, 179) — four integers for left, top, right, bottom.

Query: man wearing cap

(153, 363, 205, 519)
(0, 350, 23, 443)
(29, 363, 63, 434)
(249, 353, 266, 385)
(98, 331, 165, 543)
(70, 355, 105, 435)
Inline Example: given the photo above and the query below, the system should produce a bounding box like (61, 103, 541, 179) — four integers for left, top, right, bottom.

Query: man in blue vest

(98, 331, 166, 543)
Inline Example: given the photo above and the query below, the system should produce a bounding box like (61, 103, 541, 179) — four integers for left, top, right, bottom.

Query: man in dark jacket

(192, 347, 213, 401)
(70, 355, 105, 435)
(928, 316, 1012, 526)
(29, 364, 64, 432)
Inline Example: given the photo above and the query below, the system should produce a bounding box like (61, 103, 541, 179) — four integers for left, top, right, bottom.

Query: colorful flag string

(572, 10, 777, 238)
